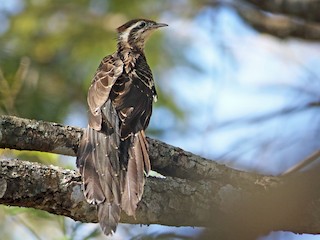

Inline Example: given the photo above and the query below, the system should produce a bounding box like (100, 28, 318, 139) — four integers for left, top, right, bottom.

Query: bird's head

(117, 19, 168, 50)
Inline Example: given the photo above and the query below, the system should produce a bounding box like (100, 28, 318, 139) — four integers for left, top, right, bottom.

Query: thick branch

(0, 159, 218, 227)
(1, 159, 320, 238)
(1, 115, 320, 237)
(0, 115, 82, 156)
(0, 115, 233, 181)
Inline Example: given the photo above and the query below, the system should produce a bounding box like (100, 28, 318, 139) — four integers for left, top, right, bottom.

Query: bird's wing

(87, 54, 123, 131)
(77, 54, 124, 235)
(113, 54, 155, 138)
(110, 54, 153, 216)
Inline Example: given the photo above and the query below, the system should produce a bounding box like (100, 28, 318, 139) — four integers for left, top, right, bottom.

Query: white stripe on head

(119, 21, 142, 43)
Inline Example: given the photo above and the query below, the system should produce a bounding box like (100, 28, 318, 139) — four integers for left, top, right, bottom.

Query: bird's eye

(139, 21, 146, 28)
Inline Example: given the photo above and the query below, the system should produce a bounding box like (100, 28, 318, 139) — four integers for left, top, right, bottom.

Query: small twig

(282, 150, 320, 176)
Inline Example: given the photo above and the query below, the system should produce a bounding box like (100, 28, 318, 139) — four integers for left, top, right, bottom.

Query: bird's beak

(153, 22, 168, 28)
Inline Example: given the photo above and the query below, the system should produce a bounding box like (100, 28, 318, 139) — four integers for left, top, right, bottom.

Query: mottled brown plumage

(76, 19, 167, 235)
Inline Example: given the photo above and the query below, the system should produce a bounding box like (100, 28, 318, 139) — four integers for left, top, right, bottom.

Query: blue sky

(152, 7, 320, 175)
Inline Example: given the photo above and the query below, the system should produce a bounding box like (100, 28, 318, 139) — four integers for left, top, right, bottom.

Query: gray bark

(1, 115, 320, 238)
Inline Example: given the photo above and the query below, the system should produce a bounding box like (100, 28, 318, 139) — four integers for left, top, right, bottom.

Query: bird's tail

(77, 125, 121, 235)
(121, 130, 151, 216)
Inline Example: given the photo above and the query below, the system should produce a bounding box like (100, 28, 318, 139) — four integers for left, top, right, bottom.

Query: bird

(76, 19, 168, 235)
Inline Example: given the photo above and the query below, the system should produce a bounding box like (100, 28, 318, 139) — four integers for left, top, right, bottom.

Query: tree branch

(234, 1, 320, 40)
(0, 115, 234, 181)
(216, 103, 316, 129)
(208, 0, 320, 41)
(1, 115, 320, 237)
(0, 158, 218, 227)
(244, 0, 320, 22)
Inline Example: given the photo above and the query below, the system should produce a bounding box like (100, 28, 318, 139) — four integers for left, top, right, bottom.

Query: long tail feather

(77, 102, 122, 235)
(138, 130, 151, 175)
(77, 128, 105, 204)
(98, 202, 121, 235)
(121, 130, 150, 216)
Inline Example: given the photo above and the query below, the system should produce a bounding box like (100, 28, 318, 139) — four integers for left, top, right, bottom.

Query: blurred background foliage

(0, 0, 319, 239)
(0, 0, 180, 122)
